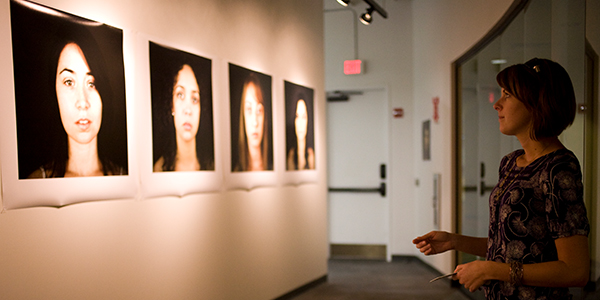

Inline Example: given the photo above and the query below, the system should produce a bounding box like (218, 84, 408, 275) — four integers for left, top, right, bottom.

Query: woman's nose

(75, 87, 90, 110)
(252, 114, 258, 127)
(493, 98, 502, 111)
(248, 111, 258, 127)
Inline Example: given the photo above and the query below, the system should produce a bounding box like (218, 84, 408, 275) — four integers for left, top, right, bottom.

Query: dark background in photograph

(229, 63, 273, 172)
(149, 41, 215, 171)
(284, 81, 315, 170)
(10, 0, 128, 179)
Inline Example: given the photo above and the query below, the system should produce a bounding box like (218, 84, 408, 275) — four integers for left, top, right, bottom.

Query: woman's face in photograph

(172, 64, 201, 143)
(55, 42, 103, 145)
(294, 99, 308, 140)
(243, 83, 264, 149)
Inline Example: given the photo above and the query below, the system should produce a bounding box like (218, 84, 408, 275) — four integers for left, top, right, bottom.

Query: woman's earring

(172, 111, 175, 116)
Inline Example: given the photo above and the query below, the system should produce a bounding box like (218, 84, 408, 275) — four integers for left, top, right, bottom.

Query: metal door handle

(328, 182, 386, 197)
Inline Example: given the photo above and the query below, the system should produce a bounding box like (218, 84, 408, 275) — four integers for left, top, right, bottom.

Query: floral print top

(485, 149, 589, 300)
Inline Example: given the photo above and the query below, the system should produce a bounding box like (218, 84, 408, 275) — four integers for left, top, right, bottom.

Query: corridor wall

(0, 0, 327, 299)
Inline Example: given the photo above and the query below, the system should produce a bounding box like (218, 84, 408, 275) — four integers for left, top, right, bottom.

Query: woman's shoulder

(27, 162, 61, 178)
(550, 148, 578, 161)
(500, 149, 523, 168)
(505, 149, 524, 160)
(153, 157, 165, 172)
(545, 148, 581, 172)
(27, 166, 47, 179)
(102, 160, 126, 175)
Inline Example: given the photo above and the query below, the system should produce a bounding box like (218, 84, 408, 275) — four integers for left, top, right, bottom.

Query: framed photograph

(222, 63, 278, 190)
(228, 63, 273, 173)
(284, 81, 315, 171)
(0, 0, 135, 209)
(136, 36, 222, 198)
(149, 41, 215, 173)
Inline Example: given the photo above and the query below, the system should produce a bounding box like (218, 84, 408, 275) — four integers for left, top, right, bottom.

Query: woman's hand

(454, 261, 492, 292)
(412, 231, 454, 255)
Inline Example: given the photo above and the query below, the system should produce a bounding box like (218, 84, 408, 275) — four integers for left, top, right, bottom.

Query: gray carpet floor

(286, 258, 600, 300)
(287, 258, 473, 300)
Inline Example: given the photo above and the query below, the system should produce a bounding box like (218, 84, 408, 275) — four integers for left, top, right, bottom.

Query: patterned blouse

(485, 149, 589, 300)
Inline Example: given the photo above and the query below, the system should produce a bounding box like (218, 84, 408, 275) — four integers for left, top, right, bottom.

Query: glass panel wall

(456, 0, 586, 276)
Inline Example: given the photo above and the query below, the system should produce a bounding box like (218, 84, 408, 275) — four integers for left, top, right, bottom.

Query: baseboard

(272, 275, 327, 300)
(330, 244, 387, 260)
(584, 276, 598, 292)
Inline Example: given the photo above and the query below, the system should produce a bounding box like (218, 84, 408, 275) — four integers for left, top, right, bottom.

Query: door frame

(585, 38, 599, 284)
(451, 0, 529, 268)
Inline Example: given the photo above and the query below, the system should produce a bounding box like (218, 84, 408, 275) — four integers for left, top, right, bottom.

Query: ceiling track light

(359, 0, 388, 25)
(336, 0, 350, 7)
(360, 7, 374, 25)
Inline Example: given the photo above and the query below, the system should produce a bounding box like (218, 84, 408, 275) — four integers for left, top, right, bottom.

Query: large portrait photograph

(229, 63, 273, 173)
(11, 0, 128, 179)
(137, 37, 221, 198)
(0, 0, 134, 209)
(150, 41, 215, 173)
(284, 81, 315, 171)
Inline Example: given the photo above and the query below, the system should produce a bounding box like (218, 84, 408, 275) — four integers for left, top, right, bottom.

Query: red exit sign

(344, 59, 363, 75)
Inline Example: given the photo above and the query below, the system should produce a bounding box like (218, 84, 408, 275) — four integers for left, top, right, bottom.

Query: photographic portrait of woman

(150, 42, 214, 172)
(229, 64, 273, 172)
(11, 0, 128, 179)
(284, 81, 315, 171)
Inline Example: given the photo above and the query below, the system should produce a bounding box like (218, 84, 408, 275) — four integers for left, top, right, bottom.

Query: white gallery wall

(324, 0, 512, 270)
(410, 0, 513, 273)
(0, 0, 327, 299)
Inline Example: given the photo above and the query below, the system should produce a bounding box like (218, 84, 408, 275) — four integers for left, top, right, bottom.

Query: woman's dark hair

(150, 42, 214, 171)
(236, 73, 270, 171)
(496, 57, 576, 140)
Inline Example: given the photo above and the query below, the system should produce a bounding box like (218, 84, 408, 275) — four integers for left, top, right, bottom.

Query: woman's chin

(179, 134, 196, 143)
(248, 140, 262, 148)
(69, 132, 98, 145)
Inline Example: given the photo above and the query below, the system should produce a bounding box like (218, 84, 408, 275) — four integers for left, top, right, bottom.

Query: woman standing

(413, 58, 590, 299)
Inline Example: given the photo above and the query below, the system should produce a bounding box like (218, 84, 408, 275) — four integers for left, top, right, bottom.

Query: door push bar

(328, 182, 386, 197)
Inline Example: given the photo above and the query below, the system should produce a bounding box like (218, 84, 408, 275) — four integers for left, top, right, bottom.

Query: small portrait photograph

(422, 119, 431, 161)
(10, 0, 128, 179)
(229, 63, 273, 172)
(284, 81, 315, 171)
(149, 41, 215, 172)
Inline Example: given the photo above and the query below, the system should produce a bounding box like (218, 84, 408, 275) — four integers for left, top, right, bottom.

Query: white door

(327, 88, 389, 257)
